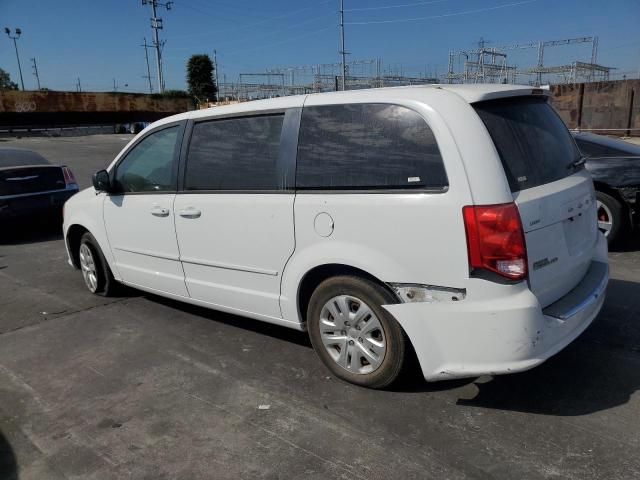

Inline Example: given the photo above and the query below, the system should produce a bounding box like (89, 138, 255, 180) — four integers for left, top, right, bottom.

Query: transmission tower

(142, 0, 172, 93)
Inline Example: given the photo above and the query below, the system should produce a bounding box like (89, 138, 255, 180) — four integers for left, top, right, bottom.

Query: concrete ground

(1, 135, 639, 480)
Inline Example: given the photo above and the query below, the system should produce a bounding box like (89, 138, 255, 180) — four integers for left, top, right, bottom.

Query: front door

(174, 112, 296, 318)
(104, 123, 188, 296)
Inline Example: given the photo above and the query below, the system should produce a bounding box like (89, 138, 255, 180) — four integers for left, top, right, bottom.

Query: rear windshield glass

(0, 149, 50, 168)
(574, 137, 637, 158)
(474, 97, 581, 192)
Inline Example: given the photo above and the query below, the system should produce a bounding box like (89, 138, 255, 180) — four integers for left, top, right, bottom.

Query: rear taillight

(462, 202, 528, 281)
(62, 166, 77, 186)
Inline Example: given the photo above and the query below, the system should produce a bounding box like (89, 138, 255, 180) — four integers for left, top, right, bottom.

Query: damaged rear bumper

(383, 259, 608, 382)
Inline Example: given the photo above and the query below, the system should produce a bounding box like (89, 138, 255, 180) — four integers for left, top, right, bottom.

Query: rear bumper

(0, 187, 78, 220)
(383, 240, 609, 381)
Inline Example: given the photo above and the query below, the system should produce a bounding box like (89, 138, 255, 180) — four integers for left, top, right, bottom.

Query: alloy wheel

(318, 295, 386, 374)
(596, 200, 613, 237)
(79, 243, 99, 293)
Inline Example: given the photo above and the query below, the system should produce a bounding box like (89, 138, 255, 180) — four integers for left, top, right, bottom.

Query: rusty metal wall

(551, 79, 639, 136)
(0, 91, 193, 128)
(1, 83, 638, 135)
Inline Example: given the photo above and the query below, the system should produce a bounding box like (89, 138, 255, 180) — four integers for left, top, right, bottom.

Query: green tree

(187, 54, 217, 103)
(0, 68, 19, 90)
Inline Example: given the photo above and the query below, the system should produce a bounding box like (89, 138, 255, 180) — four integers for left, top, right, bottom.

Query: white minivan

(63, 84, 608, 388)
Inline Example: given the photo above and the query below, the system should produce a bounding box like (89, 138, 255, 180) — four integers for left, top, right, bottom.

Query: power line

(183, 0, 272, 22)
(599, 40, 640, 52)
(164, 14, 333, 52)
(226, 26, 333, 56)
(345, 0, 449, 12)
(168, 0, 333, 40)
(345, 0, 537, 25)
(179, 2, 265, 26)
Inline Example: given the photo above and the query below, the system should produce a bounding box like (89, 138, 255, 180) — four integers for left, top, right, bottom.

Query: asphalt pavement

(0, 134, 639, 479)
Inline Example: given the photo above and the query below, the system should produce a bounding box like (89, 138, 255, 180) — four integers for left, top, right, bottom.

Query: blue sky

(1, 0, 639, 92)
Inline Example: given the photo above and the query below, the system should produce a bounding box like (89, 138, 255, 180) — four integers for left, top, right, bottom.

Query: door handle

(178, 207, 202, 219)
(150, 206, 170, 217)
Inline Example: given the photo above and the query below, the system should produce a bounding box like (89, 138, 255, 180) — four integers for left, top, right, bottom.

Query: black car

(0, 148, 79, 223)
(572, 132, 640, 245)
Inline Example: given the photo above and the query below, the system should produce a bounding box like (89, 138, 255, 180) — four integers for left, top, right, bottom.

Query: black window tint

(0, 149, 49, 168)
(474, 97, 581, 192)
(296, 104, 447, 190)
(575, 138, 631, 158)
(115, 126, 179, 192)
(185, 114, 284, 191)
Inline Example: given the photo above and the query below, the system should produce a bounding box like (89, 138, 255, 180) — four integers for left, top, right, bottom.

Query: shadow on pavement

(610, 232, 640, 253)
(0, 218, 63, 246)
(149, 294, 313, 348)
(0, 430, 18, 480)
(133, 274, 640, 415)
(458, 278, 640, 416)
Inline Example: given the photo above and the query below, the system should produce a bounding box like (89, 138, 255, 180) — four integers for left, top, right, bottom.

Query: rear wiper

(567, 156, 588, 170)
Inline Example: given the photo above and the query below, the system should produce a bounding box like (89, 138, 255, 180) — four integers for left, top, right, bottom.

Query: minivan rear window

(474, 97, 582, 192)
(296, 103, 448, 190)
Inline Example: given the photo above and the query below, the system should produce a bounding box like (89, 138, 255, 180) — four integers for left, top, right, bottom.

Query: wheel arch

(66, 224, 90, 269)
(594, 182, 633, 227)
(296, 263, 400, 326)
(594, 181, 627, 207)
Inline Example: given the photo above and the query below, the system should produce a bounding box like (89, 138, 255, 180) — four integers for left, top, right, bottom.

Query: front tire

(79, 232, 117, 296)
(307, 276, 406, 389)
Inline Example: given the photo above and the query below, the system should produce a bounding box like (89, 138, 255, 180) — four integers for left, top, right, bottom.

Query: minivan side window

(114, 126, 179, 193)
(296, 103, 448, 190)
(185, 114, 284, 191)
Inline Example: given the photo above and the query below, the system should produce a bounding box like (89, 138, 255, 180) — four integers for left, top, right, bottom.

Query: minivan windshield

(474, 97, 582, 192)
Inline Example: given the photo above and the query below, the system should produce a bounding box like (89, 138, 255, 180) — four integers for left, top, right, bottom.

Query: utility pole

(31, 57, 41, 90)
(338, 0, 347, 91)
(142, 38, 154, 93)
(4, 27, 25, 90)
(142, 0, 172, 93)
(213, 49, 220, 100)
(536, 41, 544, 86)
(76, 77, 82, 93)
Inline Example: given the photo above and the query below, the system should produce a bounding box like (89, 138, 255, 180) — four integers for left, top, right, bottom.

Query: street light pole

(4, 27, 25, 91)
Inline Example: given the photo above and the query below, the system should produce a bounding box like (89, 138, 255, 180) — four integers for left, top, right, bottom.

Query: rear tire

(596, 191, 626, 246)
(79, 232, 117, 296)
(307, 275, 406, 389)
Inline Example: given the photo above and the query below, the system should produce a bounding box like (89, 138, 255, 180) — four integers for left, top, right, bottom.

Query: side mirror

(92, 169, 112, 193)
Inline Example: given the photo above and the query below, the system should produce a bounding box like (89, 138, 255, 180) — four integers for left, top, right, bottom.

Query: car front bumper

(383, 237, 609, 381)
